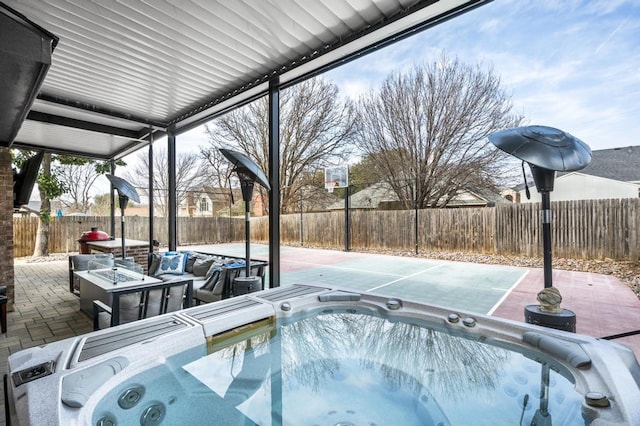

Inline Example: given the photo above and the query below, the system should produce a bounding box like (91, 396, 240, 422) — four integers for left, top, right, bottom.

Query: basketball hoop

(325, 166, 348, 191)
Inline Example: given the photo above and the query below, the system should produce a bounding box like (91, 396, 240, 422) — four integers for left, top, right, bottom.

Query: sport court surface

(186, 243, 640, 357)
(189, 243, 530, 313)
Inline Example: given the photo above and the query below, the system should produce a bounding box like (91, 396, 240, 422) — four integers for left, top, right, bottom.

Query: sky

(118, 0, 639, 190)
(326, 0, 640, 152)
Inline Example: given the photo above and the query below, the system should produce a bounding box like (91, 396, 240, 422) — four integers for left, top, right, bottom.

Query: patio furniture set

(68, 250, 268, 330)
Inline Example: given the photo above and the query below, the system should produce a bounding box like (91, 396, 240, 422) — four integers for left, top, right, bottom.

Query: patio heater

(488, 125, 591, 332)
(105, 174, 140, 259)
(220, 148, 271, 294)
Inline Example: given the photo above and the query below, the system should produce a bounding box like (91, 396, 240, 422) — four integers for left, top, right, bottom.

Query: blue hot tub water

(91, 309, 584, 426)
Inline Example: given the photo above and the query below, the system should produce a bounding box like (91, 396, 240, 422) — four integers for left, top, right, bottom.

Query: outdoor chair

(193, 267, 232, 305)
(92, 279, 191, 330)
(68, 253, 114, 294)
(194, 262, 267, 305)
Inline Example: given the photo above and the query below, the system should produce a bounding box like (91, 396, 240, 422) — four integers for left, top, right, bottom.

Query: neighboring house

(121, 205, 156, 216)
(328, 182, 398, 210)
(328, 182, 507, 211)
(445, 185, 509, 208)
(501, 187, 521, 204)
(517, 146, 640, 203)
(179, 187, 269, 217)
(250, 190, 268, 216)
(180, 186, 234, 217)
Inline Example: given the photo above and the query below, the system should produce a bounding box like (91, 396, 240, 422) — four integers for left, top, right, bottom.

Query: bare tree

(200, 147, 232, 191)
(33, 153, 65, 256)
(54, 157, 112, 213)
(202, 77, 357, 213)
(125, 146, 209, 217)
(355, 53, 523, 208)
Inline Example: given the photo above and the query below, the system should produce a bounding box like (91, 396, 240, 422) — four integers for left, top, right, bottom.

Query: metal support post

(168, 129, 177, 251)
(148, 128, 155, 251)
(109, 160, 116, 237)
(268, 78, 281, 288)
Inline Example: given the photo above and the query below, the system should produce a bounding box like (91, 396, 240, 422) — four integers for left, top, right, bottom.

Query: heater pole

(118, 194, 129, 260)
(245, 200, 251, 277)
(121, 211, 126, 259)
(541, 191, 553, 288)
(344, 185, 350, 252)
(240, 178, 254, 277)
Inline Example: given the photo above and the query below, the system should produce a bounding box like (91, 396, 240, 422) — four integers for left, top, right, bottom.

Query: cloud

(325, 0, 640, 151)
(338, 79, 371, 99)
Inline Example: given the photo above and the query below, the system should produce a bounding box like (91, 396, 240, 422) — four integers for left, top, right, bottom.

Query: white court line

(486, 270, 530, 315)
(366, 263, 448, 292)
(281, 258, 406, 278)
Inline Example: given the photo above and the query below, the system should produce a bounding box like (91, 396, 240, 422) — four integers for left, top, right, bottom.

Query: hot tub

(6, 284, 640, 425)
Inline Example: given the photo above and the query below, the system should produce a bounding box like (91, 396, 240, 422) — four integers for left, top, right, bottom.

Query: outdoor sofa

(148, 250, 268, 305)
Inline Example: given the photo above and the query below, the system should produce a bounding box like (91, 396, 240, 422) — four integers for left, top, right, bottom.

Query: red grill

(78, 227, 110, 254)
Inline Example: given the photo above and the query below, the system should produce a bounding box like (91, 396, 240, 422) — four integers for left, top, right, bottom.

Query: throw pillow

(184, 252, 200, 273)
(205, 261, 224, 280)
(192, 257, 216, 277)
(158, 252, 186, 275)
(202, 263, 223, 291)
(148, 253, 162, 276)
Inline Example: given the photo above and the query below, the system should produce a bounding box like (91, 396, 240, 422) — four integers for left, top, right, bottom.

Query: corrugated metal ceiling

(3, 0, 489, 159)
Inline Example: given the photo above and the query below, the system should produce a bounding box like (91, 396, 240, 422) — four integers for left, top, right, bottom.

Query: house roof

(452, 185, 509, 206)
(329, 181, 507, 210)
(1, 0, 489, 160)
(328, 182, 399, 210)
(559, 145, 640, 183)
(514, 145, 640, 192)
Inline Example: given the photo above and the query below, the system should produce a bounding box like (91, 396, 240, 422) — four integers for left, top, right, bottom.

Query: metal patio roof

(2, 0, 489, 160)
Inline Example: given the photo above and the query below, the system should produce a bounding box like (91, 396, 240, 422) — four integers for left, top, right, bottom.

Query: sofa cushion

(184, 251, 201, 273)
(154, 272, 210, 291)
(192, 257, 216, 276)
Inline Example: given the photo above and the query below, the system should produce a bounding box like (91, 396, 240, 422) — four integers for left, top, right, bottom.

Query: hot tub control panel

(12, 360, 55, 387)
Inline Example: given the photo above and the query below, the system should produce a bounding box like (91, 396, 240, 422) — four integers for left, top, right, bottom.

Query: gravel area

(16, 249, 640, 300)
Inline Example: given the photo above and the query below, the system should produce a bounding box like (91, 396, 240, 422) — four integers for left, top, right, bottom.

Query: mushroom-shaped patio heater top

(106, 174, 140, 259)
(220, 149, 270, 278)
(488, 125, 591, 289)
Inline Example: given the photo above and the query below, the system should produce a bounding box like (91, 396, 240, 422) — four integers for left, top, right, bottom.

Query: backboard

(324, 166, 348, 191)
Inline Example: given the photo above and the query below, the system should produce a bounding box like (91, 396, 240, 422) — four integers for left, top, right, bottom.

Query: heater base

(233, 276, 262, 296)
(525, 305, 576, 333)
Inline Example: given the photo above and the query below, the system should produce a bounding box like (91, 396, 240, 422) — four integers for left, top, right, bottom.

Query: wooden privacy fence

(13, 216, 245, 258)
(254, 198, 640, 261)
(13, 198, 640, 260)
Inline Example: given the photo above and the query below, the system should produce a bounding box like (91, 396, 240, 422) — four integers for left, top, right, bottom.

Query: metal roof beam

(26, 111, 141, 140)
(36, 93, 168, 129)
(9, 141, 112, 160)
